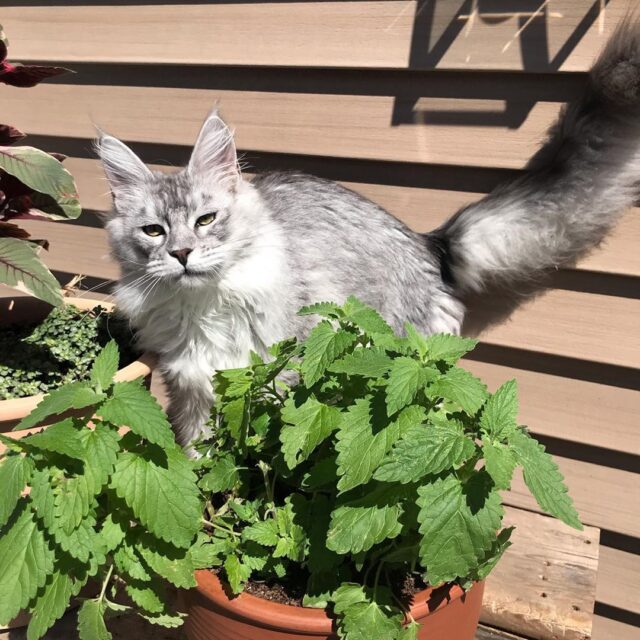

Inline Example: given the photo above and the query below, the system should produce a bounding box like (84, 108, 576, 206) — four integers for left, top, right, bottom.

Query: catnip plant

(194, 297, 582, 639)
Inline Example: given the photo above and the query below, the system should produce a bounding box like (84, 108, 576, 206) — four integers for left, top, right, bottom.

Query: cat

(98, 22, 639, 446)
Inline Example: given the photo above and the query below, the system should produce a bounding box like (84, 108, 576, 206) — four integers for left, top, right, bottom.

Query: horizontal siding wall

(3, 2, 638, 637)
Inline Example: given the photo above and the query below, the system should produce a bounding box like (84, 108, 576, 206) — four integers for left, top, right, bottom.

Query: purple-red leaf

(0, 125, 25, 145)
(0, 62, 72, 87)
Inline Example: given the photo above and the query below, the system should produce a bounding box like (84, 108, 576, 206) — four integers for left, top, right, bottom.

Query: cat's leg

(160, 358, 215, 447)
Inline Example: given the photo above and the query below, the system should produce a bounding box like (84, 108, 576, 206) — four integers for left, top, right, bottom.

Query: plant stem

(202, 518, 240, 537)
(372, 560, 385, 599)
(98, 564, 114, 603)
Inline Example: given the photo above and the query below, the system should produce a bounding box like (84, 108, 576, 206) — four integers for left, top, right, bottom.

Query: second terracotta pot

(183, 571, 484, 640)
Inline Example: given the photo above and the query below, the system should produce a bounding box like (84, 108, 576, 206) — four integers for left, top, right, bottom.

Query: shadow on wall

(393, 0, 612, 128)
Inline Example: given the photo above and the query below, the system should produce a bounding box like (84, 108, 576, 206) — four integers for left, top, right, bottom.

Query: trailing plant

(0, 341, 203, 639)
(0, 23, 81, 306)
(194, 297, 582, 639)
(0, 304, 137, 400)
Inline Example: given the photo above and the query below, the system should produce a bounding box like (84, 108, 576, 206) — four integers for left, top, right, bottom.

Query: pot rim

(192, 569, 473, 635)
(0, 295, 154, 426)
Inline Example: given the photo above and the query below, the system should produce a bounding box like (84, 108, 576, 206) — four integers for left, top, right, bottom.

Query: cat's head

(97, 111, 258, 290)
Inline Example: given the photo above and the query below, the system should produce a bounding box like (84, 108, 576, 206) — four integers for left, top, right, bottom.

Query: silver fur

(98, 23, 639, 445)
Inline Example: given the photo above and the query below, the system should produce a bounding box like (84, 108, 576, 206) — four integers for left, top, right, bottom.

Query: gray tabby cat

(98, 24, 639, 446)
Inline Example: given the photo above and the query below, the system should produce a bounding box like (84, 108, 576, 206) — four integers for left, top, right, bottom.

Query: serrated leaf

(97, 514, 126, 555)
(301, 321, 357, 387)
(78, 423, 120, 495)
(215, 368, 254, 399)
(90, 340, 119, 391)
(0, 238, 62, 307)
(404, 322, 429, 358)
(28, 467, 56, 529)
(338, 600, 402, 640)
(53, 472, 94, 534)
(17, 384, 104, 432)
(297, 301, 344, 319)
(342, 296, 393, 336)
(474, 527, 514, 580)
(425, 334, 478, 362)
(280, 395, 341, 469)
(328, 347, 393, 378)
(53, 513, 99, 564)
(417, 473, 503, 585)
(199, 455, 239, 493)
(242, 519, 279, 547)
(241, 541, 270, 571)
(327, 484, 405, 555)
(0, 501, 54, 626)
(21, 418, 86, 459)
(136, 537, 197, 589)
(224, 554, 251, 594)
(190, 532, 230, 569)
(0, 455, 33, 528)
(509, 429, 582, 530)
(480, 380, 518, 440)
(385, 357, 438, 416)
(336, 399, 422, 492)
(482, 440, 517, 490)
(77, 599, 112, 640)
(332, 583, 368, 614)
(138, 612, 186, 628)
(220, 395, 249, 442)
(374, 420, 475, 483)
(114, 539, 152, 581)
(125, 581, 165, 614)
(26, 571, 74, 640)
(110, 448, 201, 548)
(399, 621, 421, 640)
(430, 366, 488, 415)
(98, 381, 174, 448)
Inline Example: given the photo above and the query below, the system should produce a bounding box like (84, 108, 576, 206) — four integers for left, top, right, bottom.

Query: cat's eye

(196, 212, 217, 227)
(141, 224, 165, 237)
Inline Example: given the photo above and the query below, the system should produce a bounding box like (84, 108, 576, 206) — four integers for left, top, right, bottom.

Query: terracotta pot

(183, 571, 484, 640)
(0, 294, 154, 449)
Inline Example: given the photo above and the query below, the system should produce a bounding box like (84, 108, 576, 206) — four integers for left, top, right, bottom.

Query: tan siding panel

(5, 84, 562, 170)
(506, 460, 639, 537)
(58, 158, 640, 278)
(596, 546, 640, 614)
(592, 615, 640, 640)
(2, 1, 632, 71)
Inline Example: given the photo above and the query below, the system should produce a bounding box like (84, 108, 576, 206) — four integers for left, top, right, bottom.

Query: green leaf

(224, 555, 251, 594)
(110, 448, 201, 548)
(0, 238, 62, 307)
(216, 368, 254, 399)
(336, 399, 422, 492)
(301, 321, 357, 387)
(28, 467, 56, 530)
(138, 612, 186, 628)
(21, 418, 85, 459)
(342, 296, 393, 336)
(482, 441, 517, 490)
(0, 455, 33, 528)
(328, 347, 393, 378)
(417, 473, 503, 585)
(220, 395, 249, 442)
(404, 323, 429, 358)
(474, 527, 514, 580)
(16, 384, 104, 431)
(425, 334, 478, 362)
(77, 600, 111, 640)
(0, 501, 54, 626)
(53, 472, 94, 534)
(0, 145, 80, 219)
(430, 367, 488, 415)
(26, 571, 75, 640)
(52, 513, 99, 565)
(509, 429, 582, 530)
(90, 340, 119, 391)
(98, 381, 174, 448)
(97, 514, 127, 555)
(136, 537, 197, 589)
(280, 395, 341, 469)
(374, 419, 475, 483)
(385, 357, 438, 416)
(242, 520, 279, 547)
(78, 423, 121, 495)
(327, 484, 405, 555)
(338, 600, 402, 640)
(199, 455, 239, 493)
(114, 540, 152, 581)
(125, 581, 165, 614)
(297, 301, 344, 319)
(399, 621, 421, 639)
(480, 380, 518, 440)
(332, 583, 368, 614)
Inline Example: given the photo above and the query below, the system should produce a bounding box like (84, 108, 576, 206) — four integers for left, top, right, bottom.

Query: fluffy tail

(435, 19, 640, 299)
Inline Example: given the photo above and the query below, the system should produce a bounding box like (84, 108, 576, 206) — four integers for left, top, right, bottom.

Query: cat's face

(98, 112, 249, 289)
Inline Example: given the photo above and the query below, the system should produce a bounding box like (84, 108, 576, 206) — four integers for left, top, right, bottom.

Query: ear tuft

(188, 111, 238, 182)
(96, 134, 152, 201)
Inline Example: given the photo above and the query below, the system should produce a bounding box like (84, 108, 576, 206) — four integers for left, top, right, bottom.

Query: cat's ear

(96, 134, 152, 203)
(188, 111, 238, 182)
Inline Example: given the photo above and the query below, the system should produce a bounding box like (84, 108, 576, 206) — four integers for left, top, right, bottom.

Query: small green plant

(0, 342, 204, 639)
(0, 23, 81, 306)
(0, 304, 138, 400)
(195, 297, 582, 639)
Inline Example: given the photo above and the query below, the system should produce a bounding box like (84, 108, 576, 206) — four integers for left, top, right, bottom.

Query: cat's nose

(169, 248, 193, 267)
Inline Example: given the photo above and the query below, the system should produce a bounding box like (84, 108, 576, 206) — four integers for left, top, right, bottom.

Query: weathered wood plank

(592, 615, 640, 640)
(482, 506, 599, 640)
(596, 546, 640, 615)
(2, 1, 632, 72)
